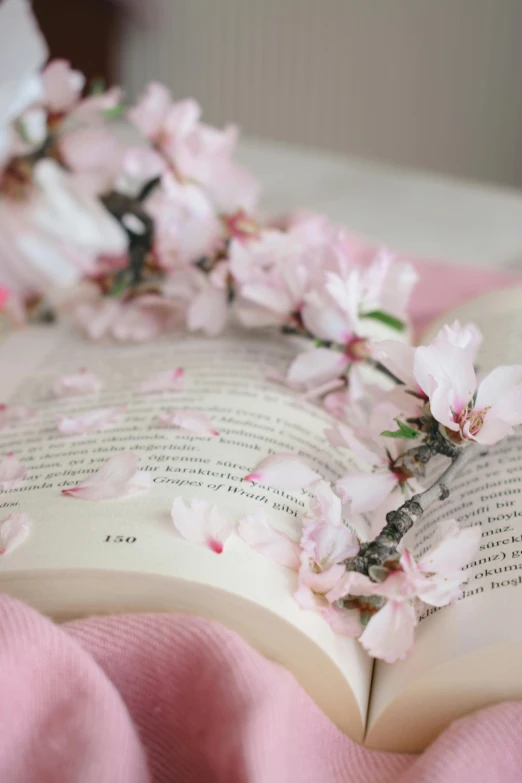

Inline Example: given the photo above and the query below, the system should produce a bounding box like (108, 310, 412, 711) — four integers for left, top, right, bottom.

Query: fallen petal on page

(245, 453, 321, 490)
(53, 369, 103, 397)
(238, 511, 300, 569)
(157, 409, 219, 437)
(0, 512, 32, 556)
(171, 496, 233, 553)
(0, 453, 28, 491)
(56, 406, 126, 435)
(0, 405, 36, 429)
(140, 368, 184, 394)
(61, 452, 151, 500)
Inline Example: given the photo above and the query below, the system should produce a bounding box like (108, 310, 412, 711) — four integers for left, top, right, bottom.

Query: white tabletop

(237, 137, 522, 270)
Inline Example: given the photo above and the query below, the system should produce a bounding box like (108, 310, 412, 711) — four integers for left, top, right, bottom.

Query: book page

(366, 286, 522, 751)
(0, 324, 371, 740)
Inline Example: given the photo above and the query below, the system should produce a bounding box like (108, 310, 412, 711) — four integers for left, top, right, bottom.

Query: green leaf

(89, 78, 106, 96)
(381, 418, 418, 439)
(362, 310, 405, 332)
(103, 103, 126, 120)
(107, 277, 128, 297)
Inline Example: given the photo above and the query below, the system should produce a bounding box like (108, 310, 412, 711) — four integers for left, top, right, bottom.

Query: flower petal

(324, 423, 382, 467)
(287, 348, 349, 388)
(326, 570, 383, 603)
(372, 340, 416, 388)
(56, 406, 125, 435)
(473, 366, 522, 444)
(187, 284, 229, 337)
(140, 369, 184, 394)
(294, 584, 322, 610)
(0, 453, 27, 491)
(171, 496, 233, 553)
(245, 453, 321, 490)
(0, 405, 36, 429)
(62, 452, 151, 500)
(0, 512, 31, 556)
(299, 562, 346, 594)
(419, 519, 481, 575)
(434, 320, 482, 359)
(336, 471, 397, 514)
(157, 409, 219, 437)
(320, 604, 361, 637)
(359, 600, 417, 662)
(414, 343, 476, 429)
(53, 369, 103, 397)
(238, 511, 300, 569)
(304, 480, 342, 527)
(301, 291, 350, 343)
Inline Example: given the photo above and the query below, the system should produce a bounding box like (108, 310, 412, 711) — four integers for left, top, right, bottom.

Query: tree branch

(349, 441, 484, 574)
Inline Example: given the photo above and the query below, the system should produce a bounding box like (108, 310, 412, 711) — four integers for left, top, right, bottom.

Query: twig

(349, 441, 484, 574)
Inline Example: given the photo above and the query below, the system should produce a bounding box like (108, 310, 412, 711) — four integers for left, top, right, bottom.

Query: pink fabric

(0, 597, 522, 783)
(407, 257, 522, 338)
(1, 260, 521, 782)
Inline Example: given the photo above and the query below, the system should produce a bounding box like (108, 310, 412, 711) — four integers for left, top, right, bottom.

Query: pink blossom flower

(286, 347, 365, 396)
(116, 147, 166, 198)
(157, 409, 219, 437)
(30, 160, 127, 260)
(229, 230, 311, 328)
(145, 174, 222, 267)
(327, 520, 481, 662)
(238, 511, 301, 568)
(53, 369, 103, 397)
(245, 453, 321, 490)
(374, 320, 482, 394)
(300, 481, 359, 567)
(0, 177, 122, 301)
(59, 127, 122, 194)
(62, 452, 151, 500)
(0, 512, 31, 556)
(294, 561, 347, 611)
(399, 519, 482, 606)
(295, 481, 359, 612)
(10, 107, 47, 155)
(185, 264, 230, 337)
(320, 604, 362, 637)
(75, 295, 182, 343)
(0, 160, 127, 301)
(110, 295, 181, 342)
(223, 210, 261, 244)
(129, 86, 258, 212)
(327, 405, 419, 515)
(171, 496, 233, 553)
(302, 250, 416, 344)
(0, 453, 27, 490)
(277, 252, 416, 391)
(0, 405, 36, 429)
(41, 59, 85, 113)
(140, 369, 184, 394)
(412, 328, 522, 444)
(323, 389, 352, 419)
(56, 406, 125, 435)
(71, 86, 123, 122)
(160, 105, 258, 213)
(127, 81, 172, 141)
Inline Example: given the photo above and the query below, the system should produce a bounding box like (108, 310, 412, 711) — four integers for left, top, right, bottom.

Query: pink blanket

(1, 260, 521, 783)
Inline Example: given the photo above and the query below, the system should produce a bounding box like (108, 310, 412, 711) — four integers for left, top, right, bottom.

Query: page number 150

(104, 535, 137, 543)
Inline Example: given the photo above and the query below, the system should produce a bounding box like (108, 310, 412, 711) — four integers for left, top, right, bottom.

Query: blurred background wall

(34, 0, 522, 188)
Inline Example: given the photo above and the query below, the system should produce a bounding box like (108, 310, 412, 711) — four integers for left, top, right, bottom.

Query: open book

(0, 284, 521, 753)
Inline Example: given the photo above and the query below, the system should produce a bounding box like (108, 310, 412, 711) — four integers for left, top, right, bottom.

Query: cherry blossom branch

(349, 441, 484, 575)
